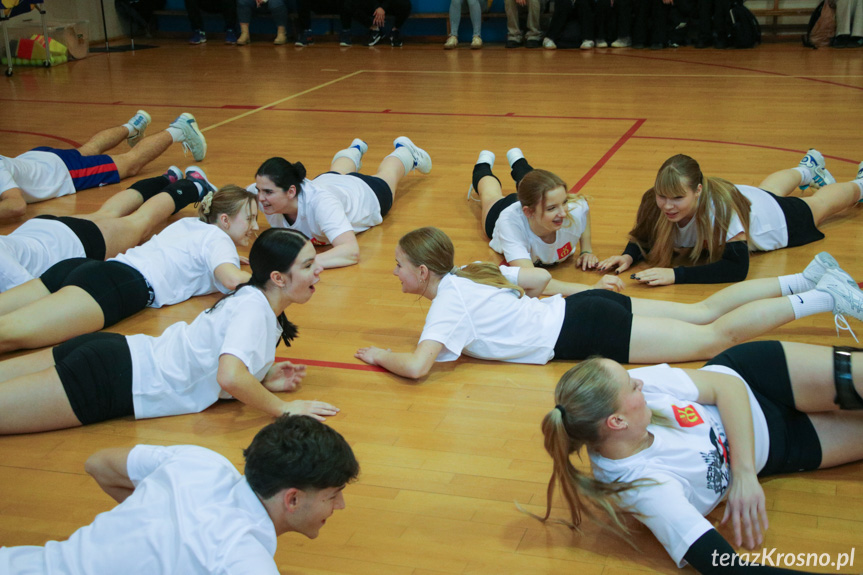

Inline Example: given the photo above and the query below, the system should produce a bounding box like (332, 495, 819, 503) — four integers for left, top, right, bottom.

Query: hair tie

(201, 191, 214, 215)
(555, 404, 567, 418)
(450, 266, 458, 274)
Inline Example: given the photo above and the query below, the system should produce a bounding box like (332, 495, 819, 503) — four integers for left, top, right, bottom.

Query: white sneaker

(802, 252, 846, 284)
(580, 39, 595, 49)
(127, 109, 151, 148)
(798, 149, 835, 191)
(506, 147, 524, 168)
(856, 160, 863, 181)
(170, 113, 207, 162)
(334, 138, 368, 170)
(184, 165, 216, 200)
(543, 37, 556, 49)
(816, 269, 863, 341)
(611, 37, 631, 47)
(596, 39, 608, 48)
(468, 150, 495, 201)
(393, 137, 432, 174)
(471, 35, 482, 49)
(444, 35, 458, 49)
(163, 165, 183, 183)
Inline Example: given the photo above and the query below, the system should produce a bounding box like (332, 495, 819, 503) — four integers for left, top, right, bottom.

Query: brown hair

(517, 169, 586, 222)
(398, 227, 525, 297)
(627, 155, 752, 267)
(197, 184, 257, 224)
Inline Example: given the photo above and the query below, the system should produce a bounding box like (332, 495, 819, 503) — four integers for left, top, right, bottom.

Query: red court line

(571, 118, 646, 193)
(0, 129, 81, 148)
(631, 135, 860, 165)
(278, 357, 388, 372)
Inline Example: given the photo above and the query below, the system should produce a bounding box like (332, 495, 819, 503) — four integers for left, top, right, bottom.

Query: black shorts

(35, 214, 107, 260)
(763, 190, 825, 248)
(553, 290, 633, 363)
(705, 341, 822, 476)
(484, 193, 519, 239)
(40, 258, 152, 328)
(321, 171, 394, 217)
(53, 332, 134, 425)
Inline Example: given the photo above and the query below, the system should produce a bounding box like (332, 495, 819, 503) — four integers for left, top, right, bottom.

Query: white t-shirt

(589, 364, 769, 568)
(674, 185, 787, 252)
(0, 218, 86, 292)
(419, 266, 566, 364)
(489, 199, 589, 265)
(112, 218, 239, 308)
(127, 287, 282, 419)
(0, 151, 76, 202)
(0, 445, 279, 575)
(255, 173, 382, 246)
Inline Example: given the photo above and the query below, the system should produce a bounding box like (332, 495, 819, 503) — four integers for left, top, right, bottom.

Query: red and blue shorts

(32, 146, 120, 191)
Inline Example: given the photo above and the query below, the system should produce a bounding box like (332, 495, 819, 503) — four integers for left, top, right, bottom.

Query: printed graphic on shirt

(311, 237, 327, 246)
(672, 404, 704, 427)
(701, 427, 730, 495)
(557, 242, 573, 260)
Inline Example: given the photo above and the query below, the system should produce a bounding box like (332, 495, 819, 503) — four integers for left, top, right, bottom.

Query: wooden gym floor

(1, 41, 862, 573)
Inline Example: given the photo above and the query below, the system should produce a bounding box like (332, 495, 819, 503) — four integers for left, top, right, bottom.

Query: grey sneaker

(856, 160, 863, 181)
(798, 149, 836, 191)
(170, 113, 207, 162)
(393, 137, 432, 174)
(816, 269, 863, 341)
(802, 252, 845, 284)
(127, 109, 151, 148)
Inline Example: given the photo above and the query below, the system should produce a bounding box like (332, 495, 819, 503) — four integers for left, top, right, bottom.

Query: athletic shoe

(185, 166, 216, 201)
(471, 35, 482, 49)
(339, 31, 352, 46)
(802, 252, 846, 285)
(506, 147, 525, 168)
(816, 269, 863, 341)
(189, 30, 206, 44)
(237, 30, 251, 45)
(505, 38, 522, 48)
(798, 149, 836, 191)
(390, 29, 403, 47)
(525, 38, 541, 48)
(580, 39, 595, 49)
(393, 136, 432, 174)
(444, 35, 458, 49)
(650, 42, 664, 49)
(611, 37, 631, 47)
(467, 150, 495, 201)
(170, 113, 207, 162)
(225, 29, 238, 44)
(163, 166, 182, 184)
(368, 29, 385, 46)
(296, 29, 313, 46)
(345, 138, 368, 170)
(856, 160, 863, 181)
(596, 39, 608, 48)
(126, 109, 151, 148)
(274, 30, 288, 45)
(543, 37, 557, 49)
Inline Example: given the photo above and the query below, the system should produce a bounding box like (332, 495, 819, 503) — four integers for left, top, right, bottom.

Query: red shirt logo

(311, 237, 327, 246)
(557, 242, 573, 260)
(672, 405, 704, 427)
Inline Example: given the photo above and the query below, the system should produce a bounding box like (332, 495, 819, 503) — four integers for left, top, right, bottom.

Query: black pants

(697, 0, 730, 43)
(185, 0, 239, 30)
(548, 0, 596, 42)
(632, 0, 670, 45)
(297, 0, 350, 29)
(595, 0, 631, 41)
(344, 0, 412, 29)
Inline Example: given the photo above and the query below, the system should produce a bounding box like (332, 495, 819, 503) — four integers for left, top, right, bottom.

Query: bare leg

(76, 126, 129, 156)
(628, 297, 796, 363)
(0, 279, 51, 317)
(94, 193, 176, 258)
(0, 364, 82, 435)
(808, 412, 863, 468)
(0, 287, 104, 354)
(478, 175, 506, 239)
(87, 189, 146, 219)
(330, 157, 358, 175)
(801, 181, 860, 225)
(0, 348, 56, 383)
(758, 168, 802, 197)
(629, 277, 782, 324)
(373, 156, 407, 199)
(109, 131, 173, 179)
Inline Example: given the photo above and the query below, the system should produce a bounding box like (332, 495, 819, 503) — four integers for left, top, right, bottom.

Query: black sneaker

(368, 29, 385, 46)
(505, 38, 522, 48)
(295, 29, 313, 46)
(525, 38, 541, 48)
(390, 29, 403, 47)
(339, 30, 352, 46)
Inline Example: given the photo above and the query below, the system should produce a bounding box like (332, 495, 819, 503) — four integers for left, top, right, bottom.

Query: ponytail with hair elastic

(200, 191, 214, 216)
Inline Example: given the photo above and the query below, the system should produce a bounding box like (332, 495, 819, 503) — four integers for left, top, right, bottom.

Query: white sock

(388, 146, 415, 176)
(506, 148, 524, 168)
(793, 166, 812, 187)
(853, 179, 863, 201)
(778, 273, 816, 296)
(477, 150, 495, 168)
(786, 290, 835, 320)
(333, 147, 363, 171)
(167, 127, 184, 143)
(191, 181, 204, 195)
(123, 123, 137, 137)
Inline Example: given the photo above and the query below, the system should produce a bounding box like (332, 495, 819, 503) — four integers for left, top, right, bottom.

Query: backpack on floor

(727, 1, 761, 48)
(802, 0, 836, 48)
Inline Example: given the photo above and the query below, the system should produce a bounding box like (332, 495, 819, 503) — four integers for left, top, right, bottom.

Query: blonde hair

(532, 359, 658, 542)
(398, 227, 525, 297)
(628, 155, 752, 268)
(197, 184, 256, 224)
(517, 169, 586, 225)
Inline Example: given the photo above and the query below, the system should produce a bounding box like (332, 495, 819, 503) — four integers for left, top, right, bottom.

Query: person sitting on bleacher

(341, 0, 413, 46)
